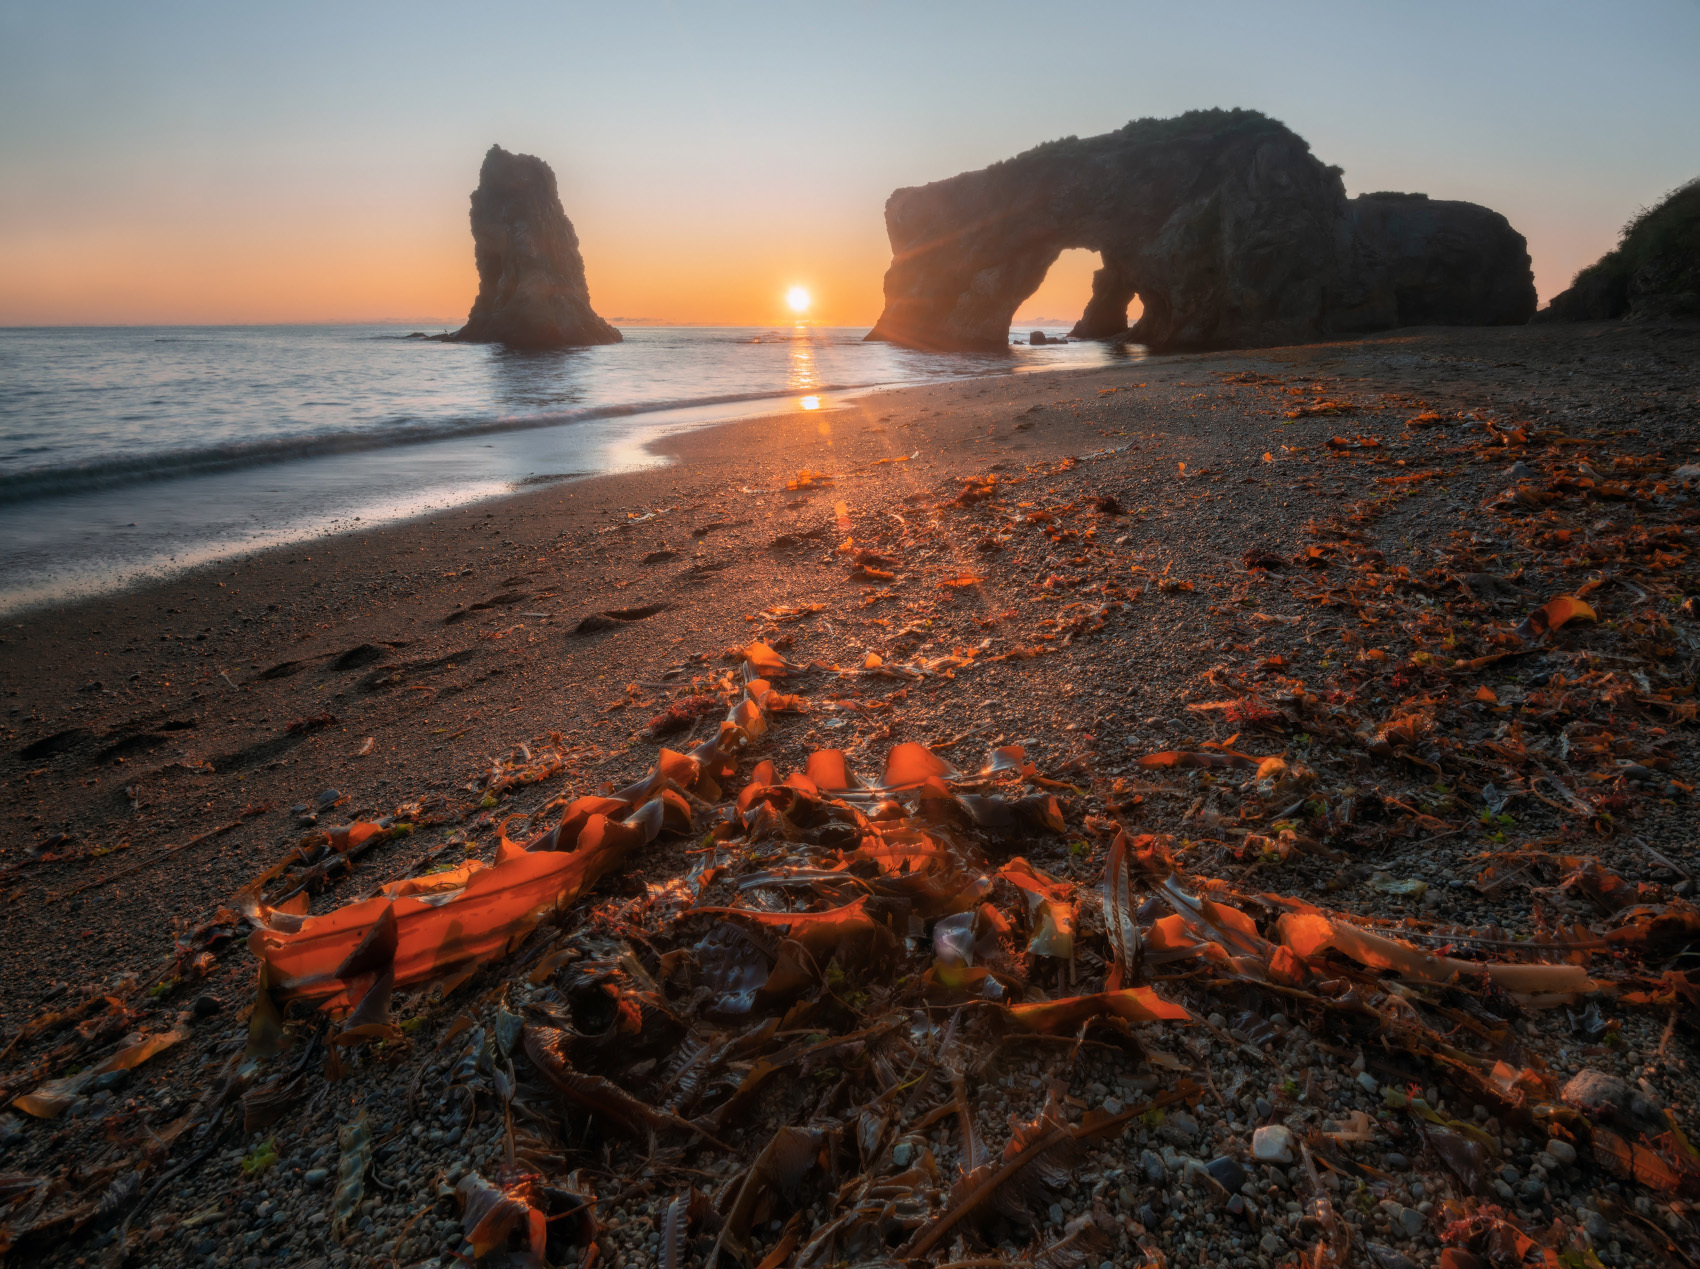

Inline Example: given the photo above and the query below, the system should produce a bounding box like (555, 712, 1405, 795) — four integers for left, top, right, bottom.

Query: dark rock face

(1537, 177, 1700, 323)
(450, 145, 621, 350)
(865, 109, 1535, 354)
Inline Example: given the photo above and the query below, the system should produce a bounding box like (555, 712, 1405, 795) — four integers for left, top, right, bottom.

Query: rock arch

(866, 109, 1535, 354)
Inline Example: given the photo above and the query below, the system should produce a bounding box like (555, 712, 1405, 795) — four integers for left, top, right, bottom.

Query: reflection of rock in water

(450, 145, 622, 350)
(866, 108, 1536, 354)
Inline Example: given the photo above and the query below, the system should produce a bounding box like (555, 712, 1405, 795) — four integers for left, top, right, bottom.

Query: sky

(2, 1, 1697, 328)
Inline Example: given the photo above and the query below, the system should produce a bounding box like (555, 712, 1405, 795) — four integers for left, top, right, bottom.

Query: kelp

(12, 1025, 188, 1119)
(329, 1111, 372, 1237)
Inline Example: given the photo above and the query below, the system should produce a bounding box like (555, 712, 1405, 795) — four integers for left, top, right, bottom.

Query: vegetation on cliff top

(1543, 176, 1700, 321)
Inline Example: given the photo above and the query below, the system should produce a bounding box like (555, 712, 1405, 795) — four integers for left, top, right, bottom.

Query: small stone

(1208, 1013, 1227, 1029)
(1399, 1206, 1426, 1238)
(1583, 1211, 1611, 1242)
(1545, 1139, 1577, 1165)
(1261, 1232, 1284, 1256)
(1049, 1203, 1065, 1226)
(303, 1168, 328, 1187)
(1493, 1179, 1515, 1202)
(1255, 1097, 1273, 1120)
(891, 1142, 914, 1168)
(1252, 1124, 1296, 1165)
(1357, 1072, 1381, 1094)
(1140, 1149, 1167, 1185)
(191, 994, 224, 1017)
(1161, 1110, 1201, 1143)
(1367, 1244, 1423, 1269)
(1102, 1096, 1123, 1115)
(1138, 1203, 1162, 1229)
(1522, 1177, 1545, 1199)
(1384, 1152, 1409, 1170)
(1207, 1156, 1248, 1192)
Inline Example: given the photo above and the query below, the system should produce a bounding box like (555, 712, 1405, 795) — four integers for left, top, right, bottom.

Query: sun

(786, 285, 812, 314)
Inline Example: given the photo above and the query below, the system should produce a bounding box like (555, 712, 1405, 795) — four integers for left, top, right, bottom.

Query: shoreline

(0, 326, 1124, 616)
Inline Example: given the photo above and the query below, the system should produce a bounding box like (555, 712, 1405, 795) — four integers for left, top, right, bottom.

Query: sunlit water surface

(0, 324, 1139, 612)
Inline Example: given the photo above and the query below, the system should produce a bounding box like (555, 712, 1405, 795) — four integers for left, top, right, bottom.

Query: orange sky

(2, 6, 1695, 329)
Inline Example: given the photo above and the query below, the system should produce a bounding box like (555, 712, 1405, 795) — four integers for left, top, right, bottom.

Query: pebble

(1254, 1097, 1273, 1120)
(1161, 1110, 1201, 1143)
(1049, 1202, 1065, 1226)
(1384, 1152, 1409, 1170)
(1140, 1149, 1167, 1185)
(1260, 1232, 1285, 1256)
(1545, 1139, 1577, 1165)
(1583, 1210, 1611, 1242)
(1102, 1096, 1123, 1115)
(1367, 1244, 1423, 1269)
(1251, 1124, 1296, 1165)
(1206, 1156, 1248, 1192)
(891, 1142, 914, 1167)
(303, 1168, 328, 1187)
(1357, 1072, 1381, 1094)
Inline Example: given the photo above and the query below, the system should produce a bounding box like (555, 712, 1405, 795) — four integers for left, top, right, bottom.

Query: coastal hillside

(1539, 177, 1700, 322)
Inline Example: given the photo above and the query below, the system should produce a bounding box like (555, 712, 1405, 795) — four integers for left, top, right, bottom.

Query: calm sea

(0, 324, 1134, 613)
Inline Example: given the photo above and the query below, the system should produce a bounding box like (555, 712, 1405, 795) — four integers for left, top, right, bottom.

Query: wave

(0, 383, 895, 503)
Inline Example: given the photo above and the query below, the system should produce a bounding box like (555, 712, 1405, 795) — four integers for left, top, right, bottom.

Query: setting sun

(786, 285, 812, 314)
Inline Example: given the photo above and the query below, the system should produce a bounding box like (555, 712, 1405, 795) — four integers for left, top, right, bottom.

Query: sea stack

(865, 108, 1535, 354)
(450, 145, 621, 350)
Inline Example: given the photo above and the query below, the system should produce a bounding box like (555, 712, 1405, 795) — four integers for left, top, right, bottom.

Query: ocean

(0, 323, 1135, 613)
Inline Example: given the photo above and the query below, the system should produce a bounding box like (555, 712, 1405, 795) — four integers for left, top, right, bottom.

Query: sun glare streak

(786, 285, 811, 314)
(800, 395, 820, 410)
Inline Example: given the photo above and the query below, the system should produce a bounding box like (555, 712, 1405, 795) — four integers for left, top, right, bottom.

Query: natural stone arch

(866, 109, 1535, 354)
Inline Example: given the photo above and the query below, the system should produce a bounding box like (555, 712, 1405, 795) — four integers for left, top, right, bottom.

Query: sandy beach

(3, 319, 1698, 1267)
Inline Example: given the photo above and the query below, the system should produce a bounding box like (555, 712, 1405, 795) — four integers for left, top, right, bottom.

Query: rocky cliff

(450, 145, 621, 350)
(1537, 177, 1700, 323)
(865, 109, 1534, 353)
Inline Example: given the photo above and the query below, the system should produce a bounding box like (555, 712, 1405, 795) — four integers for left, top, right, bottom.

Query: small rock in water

(1357, 1071, 1382, 1094)
(1545, 1138, 1577, 1165)
(891, 1141, 914, 1167)
(1251, 1124, 1296, 1165)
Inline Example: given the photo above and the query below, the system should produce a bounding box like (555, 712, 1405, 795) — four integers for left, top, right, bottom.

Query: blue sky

(2, 1, 1696, 324)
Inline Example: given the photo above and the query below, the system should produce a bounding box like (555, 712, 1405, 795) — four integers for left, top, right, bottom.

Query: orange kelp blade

(1003, 987, 1190, 1032)
(1514, 595, 1596, 642)
(255, 798, 669, 1009)
(1278, 911, 1600, 999)
(878, 741, 957, 790)
(1138, 750, 1258, 770)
